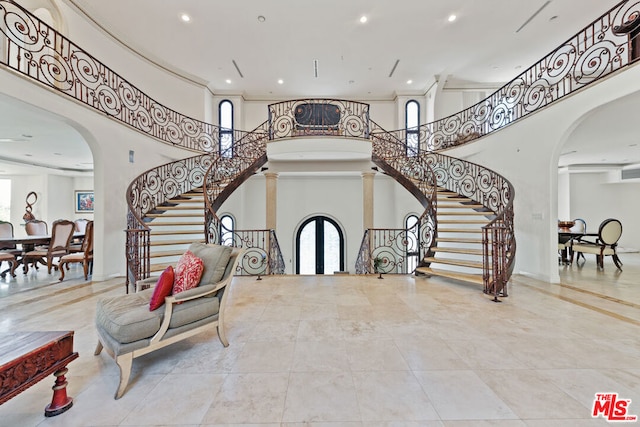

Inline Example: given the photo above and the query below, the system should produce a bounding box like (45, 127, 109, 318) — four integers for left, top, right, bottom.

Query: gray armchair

(94, 244, 244, 399)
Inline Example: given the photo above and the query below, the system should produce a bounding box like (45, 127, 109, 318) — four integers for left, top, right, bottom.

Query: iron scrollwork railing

(211, 227, 284, 276)
(0, 0, 218, 152)
(356, 226, 432, 275)
(125, 154, 214, 292)
(424, 152, 515, 298)
(355, 120, 438, 275)
(268, 99, 370, 140)
(389, 0, 640, 152)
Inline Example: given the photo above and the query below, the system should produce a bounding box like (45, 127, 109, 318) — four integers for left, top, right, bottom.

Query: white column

(264, 172, 278, 230)
(362, 171, 375, 230)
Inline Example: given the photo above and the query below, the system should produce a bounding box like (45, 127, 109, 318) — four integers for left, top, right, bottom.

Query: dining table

(558, 229, 597, 264)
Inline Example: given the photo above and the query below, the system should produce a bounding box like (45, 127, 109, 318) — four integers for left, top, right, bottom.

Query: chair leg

(58, 260, 67, 281)
(83, 260, 89, 280)
(612, 254, 623, 271)
(94, 341, 103, 355)
(217, 323, 229, 348)
(114, 353, 133, 399)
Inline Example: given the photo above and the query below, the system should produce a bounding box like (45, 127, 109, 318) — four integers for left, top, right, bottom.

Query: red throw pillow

(173, 250, 204, 295)
(149, 266, 174, 311)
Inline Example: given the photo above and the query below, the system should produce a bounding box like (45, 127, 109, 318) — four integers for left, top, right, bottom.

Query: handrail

(0, 0, 220, 152)
(372, 1, 640, 152)
(211, 227, 282, 276)
(355, 227, 429, 275)
(124, 154, 214, 291)
(424, 152, 515, 297)
(268, 99, 370, 140)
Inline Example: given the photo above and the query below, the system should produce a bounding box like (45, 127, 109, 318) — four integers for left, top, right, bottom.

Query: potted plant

(373, 256, 384, 279)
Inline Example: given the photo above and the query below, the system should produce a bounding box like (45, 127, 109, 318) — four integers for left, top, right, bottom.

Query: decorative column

(362, 171, 375, 230)
(264, 172, 279, 230)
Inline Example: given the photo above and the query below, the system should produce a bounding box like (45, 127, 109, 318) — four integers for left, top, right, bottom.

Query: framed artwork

(75, 191, 94, 213)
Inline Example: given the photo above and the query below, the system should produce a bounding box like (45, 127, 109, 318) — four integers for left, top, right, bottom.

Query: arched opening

(295, 215, 344, 274)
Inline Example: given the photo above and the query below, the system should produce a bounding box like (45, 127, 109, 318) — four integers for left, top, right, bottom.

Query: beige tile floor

(0, 254, 638, 426)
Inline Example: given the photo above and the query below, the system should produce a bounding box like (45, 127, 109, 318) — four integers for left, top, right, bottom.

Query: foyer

(0, 254, 638, 426)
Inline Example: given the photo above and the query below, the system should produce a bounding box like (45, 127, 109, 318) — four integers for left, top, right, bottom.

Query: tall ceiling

(0, 0, 636, 176)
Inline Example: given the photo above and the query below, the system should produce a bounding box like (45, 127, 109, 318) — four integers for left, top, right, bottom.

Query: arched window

(296, 215, 345, 274)
(405, 214, 420, 272)
(219, 100, 234, 158)
(405, 100, 420, 157)
(219, 214, 235, 246)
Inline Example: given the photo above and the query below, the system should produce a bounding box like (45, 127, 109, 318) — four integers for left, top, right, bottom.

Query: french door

(296, 216, 344, 274)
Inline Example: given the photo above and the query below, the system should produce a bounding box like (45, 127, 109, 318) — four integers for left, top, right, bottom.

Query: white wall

(446, 64, 640, 283)
(220, 171, 424, 274)
(568, 172, 640, 250)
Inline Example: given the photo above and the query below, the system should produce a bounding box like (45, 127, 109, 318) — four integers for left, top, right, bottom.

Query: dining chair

(0, 252, 17, 278)
(571, 218, 623, 270)
(59, 220, 93, 281)
(69, 218, 90, 253)
(0, 221, 23, 277)
(22, 219, 75, 274)
(25, 219, 48, 236)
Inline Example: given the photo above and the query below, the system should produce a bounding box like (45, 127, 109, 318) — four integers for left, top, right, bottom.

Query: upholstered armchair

(94, 244, 245, 399)
(571, 218, 623, 270)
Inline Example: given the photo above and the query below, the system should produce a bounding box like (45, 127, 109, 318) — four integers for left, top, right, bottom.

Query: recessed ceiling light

(448, 14, 457, 22)
(225, 79, 232, 84)
(53, 152, 62, 156)
(360, 16, 368, 23)
(257, 15, 266, 23)
(25, 154, 32, 157)
(21, 134, 32, 138)
(180, 13, 191, 22)
(406, 79, 413, 84)
(277, 79, 284, 84)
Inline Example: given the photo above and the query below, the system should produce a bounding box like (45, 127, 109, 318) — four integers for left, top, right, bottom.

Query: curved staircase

(146, 188, 206, 273)
(416, 188, 496, 286)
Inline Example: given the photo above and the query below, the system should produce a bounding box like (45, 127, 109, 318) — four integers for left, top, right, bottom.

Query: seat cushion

(173, 250, 204, 294)
(188, 243, 232, 286)
(96, 292, 162, 344)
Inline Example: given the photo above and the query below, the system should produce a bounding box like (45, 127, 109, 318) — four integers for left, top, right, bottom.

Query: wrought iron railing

(377, 0, 640, 151)
(0, 0, 220, 152)
(424, 152, 515, 297)
(355, 227, 430, 275)
(125, 154, 214, 292)
(211, 226, 285, 276)
(268, 99, 370, 140)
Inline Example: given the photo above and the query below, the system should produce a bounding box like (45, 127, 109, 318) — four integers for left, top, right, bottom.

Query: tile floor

(0, 254, 638, 426)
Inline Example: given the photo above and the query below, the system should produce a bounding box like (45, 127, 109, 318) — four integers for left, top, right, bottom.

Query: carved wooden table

(0, 331, 79, 416)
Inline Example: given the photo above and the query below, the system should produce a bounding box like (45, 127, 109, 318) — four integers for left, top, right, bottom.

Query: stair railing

(125, 154, 215, 292)
(268, 99, 370, 140)
(424, 152, 515, 299)
(406, 0, 640, 152)
(355, 120, 438, 275)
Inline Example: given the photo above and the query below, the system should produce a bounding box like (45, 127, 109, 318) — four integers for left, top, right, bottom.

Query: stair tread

(150, 250, 185, 258)
(438, 203, 485, 209)
(150, 230, 205, 236)
(438, 228, 483, 233)
(438, 219, 489, 224)
(146, 213, 203, 218)
(150, 239, 206, 246)
(416, 267, 483, 285)
(154, 205, 203, 210)
(436, 237, 483, 244)
(438, 211, 494, 216)
(148, 221, 204, 226)
(432, 247, 484, 255)
(424, 256, 483, 269)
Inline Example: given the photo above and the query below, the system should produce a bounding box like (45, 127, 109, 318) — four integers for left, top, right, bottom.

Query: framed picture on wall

(75, 191, 94, 213)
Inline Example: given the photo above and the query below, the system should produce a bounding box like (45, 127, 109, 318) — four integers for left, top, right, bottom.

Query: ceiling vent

(621, 167, 640, 180)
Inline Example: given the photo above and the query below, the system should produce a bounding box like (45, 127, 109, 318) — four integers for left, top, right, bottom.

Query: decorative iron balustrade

(0, 0, 220, 152)
(355, 226, 434, 275)
(371, 0, 640, 151)
(268, 99, 370, 140)
(208, 224, 285, 276)
(424, 152, 515, 297)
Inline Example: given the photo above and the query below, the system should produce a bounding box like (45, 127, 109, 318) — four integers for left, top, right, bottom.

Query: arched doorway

(295, 215, 345, 274)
